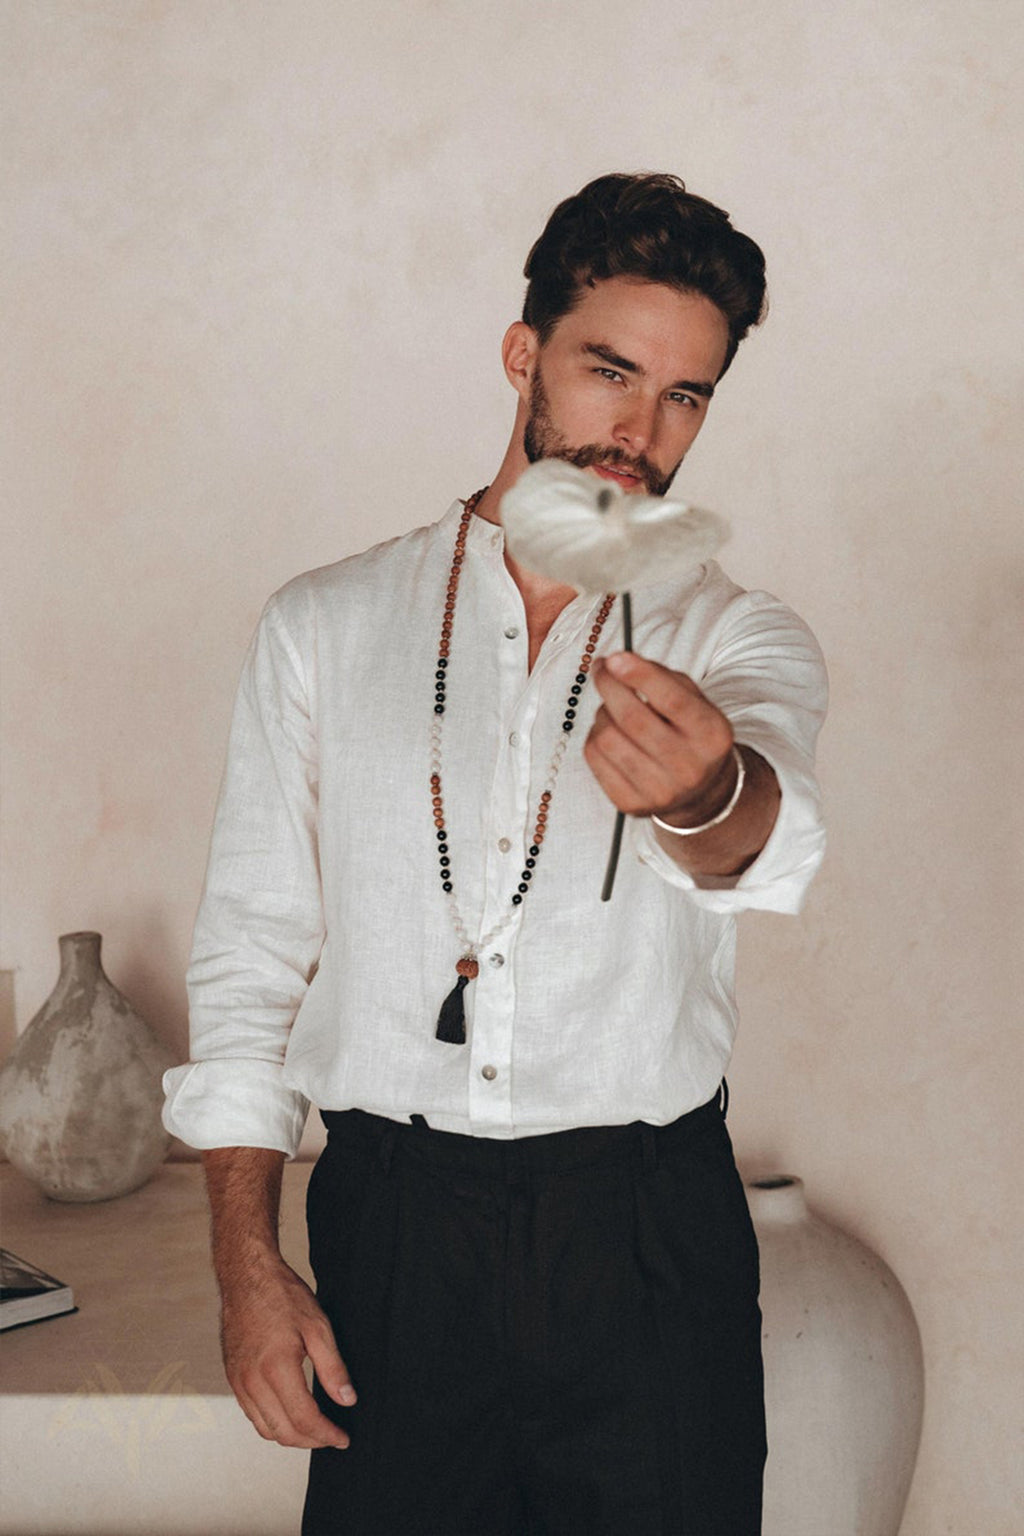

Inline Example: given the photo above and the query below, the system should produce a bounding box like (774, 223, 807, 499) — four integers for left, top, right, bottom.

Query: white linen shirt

(163, 501, 827, 1156)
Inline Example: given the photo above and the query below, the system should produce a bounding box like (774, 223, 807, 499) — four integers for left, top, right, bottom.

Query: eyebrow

(582, 342, 716, 399)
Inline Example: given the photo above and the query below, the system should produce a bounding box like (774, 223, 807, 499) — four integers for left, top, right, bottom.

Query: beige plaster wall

(2, 2, 1021, 1531)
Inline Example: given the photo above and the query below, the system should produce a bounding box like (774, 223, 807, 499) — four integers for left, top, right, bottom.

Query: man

(164, 172, 827, 1535)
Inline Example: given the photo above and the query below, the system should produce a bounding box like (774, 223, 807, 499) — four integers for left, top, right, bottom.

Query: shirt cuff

(162, 1059, 310, 1157)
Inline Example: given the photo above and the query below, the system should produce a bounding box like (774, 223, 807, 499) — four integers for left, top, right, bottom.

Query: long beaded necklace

(430, 488, 617, 1044)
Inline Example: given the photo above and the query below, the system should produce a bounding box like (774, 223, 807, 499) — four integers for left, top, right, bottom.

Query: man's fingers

(594, 654, 734, 772)
(591, 666, 678, 766)
(584, 724, 654, 814)
(233, 1362, 350, 1449)
(600, 651, 705, 724)
(304, 1312, 357, 1408)
(587, 706, 661, 793)
(264, 1352, 352, 1449)
(587, 654, 736, 817)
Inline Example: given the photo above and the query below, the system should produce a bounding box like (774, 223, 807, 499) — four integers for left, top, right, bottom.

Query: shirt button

(489, 953, 505, 968)
(508, 731, 520, 748)
(481, 1064, 498, 1081)
(497, 837, 511, 854)
(504, 625, 520, 640)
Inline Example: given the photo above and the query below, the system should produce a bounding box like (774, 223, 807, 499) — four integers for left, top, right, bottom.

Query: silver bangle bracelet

(651, 745, 746, 837)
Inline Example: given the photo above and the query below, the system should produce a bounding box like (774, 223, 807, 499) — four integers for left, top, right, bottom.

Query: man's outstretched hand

(586, 651, 736, 821)
(586, 651, 780, 876)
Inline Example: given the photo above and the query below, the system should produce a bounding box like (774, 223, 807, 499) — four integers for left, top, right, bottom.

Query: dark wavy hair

(522, 173, 767, 377)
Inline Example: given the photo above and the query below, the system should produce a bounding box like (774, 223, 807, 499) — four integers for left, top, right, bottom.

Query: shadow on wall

(112, 908, 197, 1161)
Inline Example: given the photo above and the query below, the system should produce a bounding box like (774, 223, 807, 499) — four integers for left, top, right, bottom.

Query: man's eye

(668, 392, 697, 408)
(596, 368, 622, 382)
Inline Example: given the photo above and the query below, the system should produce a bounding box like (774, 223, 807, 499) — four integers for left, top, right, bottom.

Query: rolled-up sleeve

(163, 591, 323, 1156)
(631, 589, 828, 914)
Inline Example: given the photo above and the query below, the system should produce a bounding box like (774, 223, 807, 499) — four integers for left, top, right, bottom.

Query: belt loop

(640, 1123, 657, 1172)
(378, 1122, 398, 1175)
(719, 1078, 730, 1120)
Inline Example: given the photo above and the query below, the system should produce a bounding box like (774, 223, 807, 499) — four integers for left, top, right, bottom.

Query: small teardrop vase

(0, 932, 174, 1202)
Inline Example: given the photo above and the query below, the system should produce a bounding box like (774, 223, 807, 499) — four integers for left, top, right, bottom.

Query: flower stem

(601, 591, 632, 902)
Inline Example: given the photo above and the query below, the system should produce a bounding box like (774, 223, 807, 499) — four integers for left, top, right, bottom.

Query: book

(0, 1247, 76, 1331)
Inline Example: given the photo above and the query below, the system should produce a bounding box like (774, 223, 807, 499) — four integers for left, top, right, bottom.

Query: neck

(471, 448, 579, 640)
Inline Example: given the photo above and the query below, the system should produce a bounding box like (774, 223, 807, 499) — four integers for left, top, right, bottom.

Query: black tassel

(435, 974, 469, 1044)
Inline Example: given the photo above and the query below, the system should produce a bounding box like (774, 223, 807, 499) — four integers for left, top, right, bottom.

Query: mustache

(556, 444, 670, 496)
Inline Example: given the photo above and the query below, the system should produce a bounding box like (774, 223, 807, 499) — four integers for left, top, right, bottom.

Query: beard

(523, 367, 681, 497)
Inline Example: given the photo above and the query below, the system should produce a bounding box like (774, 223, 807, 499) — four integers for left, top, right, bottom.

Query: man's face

(522, 277, 731, 497)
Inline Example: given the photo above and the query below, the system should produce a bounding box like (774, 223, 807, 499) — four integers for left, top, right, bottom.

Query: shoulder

(257, 510, 457, 639)
(640, 561, 826, 701)
(644, 559, 818, 644)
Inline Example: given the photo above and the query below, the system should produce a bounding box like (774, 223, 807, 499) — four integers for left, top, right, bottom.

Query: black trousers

(302, 1094, 765, 1536)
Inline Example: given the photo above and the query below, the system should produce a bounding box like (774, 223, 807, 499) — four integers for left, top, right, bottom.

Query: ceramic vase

(0, 931, 174, 1202)
(748, 1174, 924, 1536)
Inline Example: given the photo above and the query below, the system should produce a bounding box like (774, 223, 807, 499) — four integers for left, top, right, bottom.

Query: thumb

(304, 1308, 357, 1407)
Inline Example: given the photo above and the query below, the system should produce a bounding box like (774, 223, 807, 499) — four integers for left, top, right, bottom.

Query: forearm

(202, 1145, 287, 1286)
(651, 744, 781, 878)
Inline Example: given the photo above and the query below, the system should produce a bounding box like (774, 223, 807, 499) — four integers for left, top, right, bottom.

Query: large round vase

(0, 931, 174, 1202)
(748, 1174, 924, 1536)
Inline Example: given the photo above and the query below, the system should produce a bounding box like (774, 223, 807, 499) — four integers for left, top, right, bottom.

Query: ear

(501, 321, 539, 405)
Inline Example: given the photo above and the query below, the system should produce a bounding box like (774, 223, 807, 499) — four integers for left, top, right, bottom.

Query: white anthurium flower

(501, 459, 729, 593)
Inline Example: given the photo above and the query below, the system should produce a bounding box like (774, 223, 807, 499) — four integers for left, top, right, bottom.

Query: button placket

(466, 600, 532, 1123)
(465, 577, 611, 1134)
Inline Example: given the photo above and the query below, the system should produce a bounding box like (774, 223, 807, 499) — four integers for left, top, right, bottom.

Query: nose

(613, 394, 658, 454)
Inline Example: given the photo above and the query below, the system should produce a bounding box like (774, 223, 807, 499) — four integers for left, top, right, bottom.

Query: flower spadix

(501, 459, 729, 593)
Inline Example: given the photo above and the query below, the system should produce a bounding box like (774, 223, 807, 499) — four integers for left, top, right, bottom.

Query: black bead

(438, 657, 448, 668)
(438, 841, 448, 853)
(529, 845, 539, 857)
(442, 880, 453, 893)
(565, 708, 576, 720)
(521, 869, 532, 881)
(517, 883, 528, 894)
(440, 856, 450, 867)
(512, 893, 523, 905)
(437, 829, 447, 840)
(434, 704, 445, 714)
(525, 857, 536, 868)
(570, 684, 582, 697)
(562, 721, 574, 732)
(576, 673, 586, 684)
